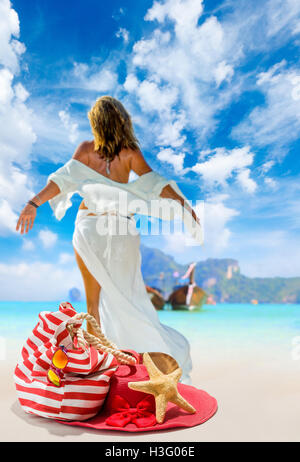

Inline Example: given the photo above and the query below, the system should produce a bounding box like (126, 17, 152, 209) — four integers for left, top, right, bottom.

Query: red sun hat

(59, 351, 218, 433)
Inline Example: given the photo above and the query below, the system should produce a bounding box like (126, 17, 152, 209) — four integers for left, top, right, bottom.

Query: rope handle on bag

(67, 312, 137, 365)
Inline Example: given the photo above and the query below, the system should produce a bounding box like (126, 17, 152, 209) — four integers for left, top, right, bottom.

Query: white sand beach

(1, 338, 300, 442)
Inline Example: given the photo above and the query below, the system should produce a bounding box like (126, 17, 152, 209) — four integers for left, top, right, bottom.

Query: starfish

(128, 352, 196, 424)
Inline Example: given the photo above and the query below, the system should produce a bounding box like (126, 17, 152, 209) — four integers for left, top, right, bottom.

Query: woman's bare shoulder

(126, 148, 153, 176)
(72, 141, 93, 165)
(71, 143, 151, 176)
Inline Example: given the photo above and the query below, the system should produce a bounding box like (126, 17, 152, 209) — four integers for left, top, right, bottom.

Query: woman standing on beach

(15, 96, 202, 384)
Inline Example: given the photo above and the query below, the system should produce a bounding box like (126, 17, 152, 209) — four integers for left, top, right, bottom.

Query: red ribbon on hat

(105, 395, 157, 428)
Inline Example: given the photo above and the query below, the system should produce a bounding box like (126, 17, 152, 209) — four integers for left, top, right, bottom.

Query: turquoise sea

(1, 302, 300, 360)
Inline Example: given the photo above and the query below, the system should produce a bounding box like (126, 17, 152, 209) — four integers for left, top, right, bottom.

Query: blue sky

(0, 0, 300, 300)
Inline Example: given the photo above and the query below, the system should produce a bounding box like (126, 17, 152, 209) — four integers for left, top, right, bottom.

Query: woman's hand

(160, 184, 201, 226)
(16, 203, 37, 234)
(15, 181, 61, 235)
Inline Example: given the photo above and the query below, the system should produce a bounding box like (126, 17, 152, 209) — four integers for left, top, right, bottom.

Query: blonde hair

(88, 95, 141, 162)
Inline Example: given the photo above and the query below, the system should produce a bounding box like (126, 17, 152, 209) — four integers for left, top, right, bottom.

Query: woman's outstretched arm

(159, 184, 200, 225)
(16, 180, 61, 234)
(130, 149, 200, 225)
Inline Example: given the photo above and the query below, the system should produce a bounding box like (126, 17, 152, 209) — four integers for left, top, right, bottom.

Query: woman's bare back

(72, 141, 198, 223)
(74, 140, 134, 211)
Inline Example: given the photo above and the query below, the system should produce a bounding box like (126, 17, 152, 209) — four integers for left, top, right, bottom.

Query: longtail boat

(146, 285, 165, 310)
(168, 263, 207, 311)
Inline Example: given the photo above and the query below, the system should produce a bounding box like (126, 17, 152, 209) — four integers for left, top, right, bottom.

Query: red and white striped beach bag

(14, 302, 120, 421)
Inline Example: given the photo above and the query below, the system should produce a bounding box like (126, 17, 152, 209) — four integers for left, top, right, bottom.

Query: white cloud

(124, 71, 187, 148)
(30, 98, 90, 163)
(129, 78, 179, 114)
(0, 163, 35, 212)
(14, 82, 29, 102)
(157, 148, 186, 173)
(125, 2, 248, 150)
(71, 62, 118, 92)
(124, 73, 139, 92)
(38, 229, 58, 249)
(261, 160, 275, 173)
(116, 27, 129, 43)
(0, 257, 84, 301)
(214, 60, 234, 88)
(144, 0, 204, 37)
(22, 239, 35, 251)
(0, 199, 18, 235)
(191, 146, 256, 191)
(202, 194, 239, 252)
(54, 0, 300, 165)
(236, 168, 257, 194)
(128, 16, 221, 140)
(216, 0, 300, 56)
(0, 0, 37, 235)
(0, 68, 14, 104)
(119, 0, 300, 161)
(0, 68, 36, 166)
(231, 60, 300, 157)
(156, 111, 187, 148)
(265, 0, 300, 40)
(0, 0, 25, 73)
(264, 177, 277, 189)
(58, 252, 75, 264)
(58, 110, 79, 144)
(53, 0, 300, 165)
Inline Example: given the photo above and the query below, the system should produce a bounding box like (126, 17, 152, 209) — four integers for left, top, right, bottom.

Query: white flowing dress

(47, 159, 203, 384)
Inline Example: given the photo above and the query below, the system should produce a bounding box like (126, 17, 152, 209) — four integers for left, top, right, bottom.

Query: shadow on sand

(10, 400, 186, 439)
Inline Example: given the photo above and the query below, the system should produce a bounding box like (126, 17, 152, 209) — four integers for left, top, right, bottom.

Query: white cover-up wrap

(47, 159, 203, 384)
